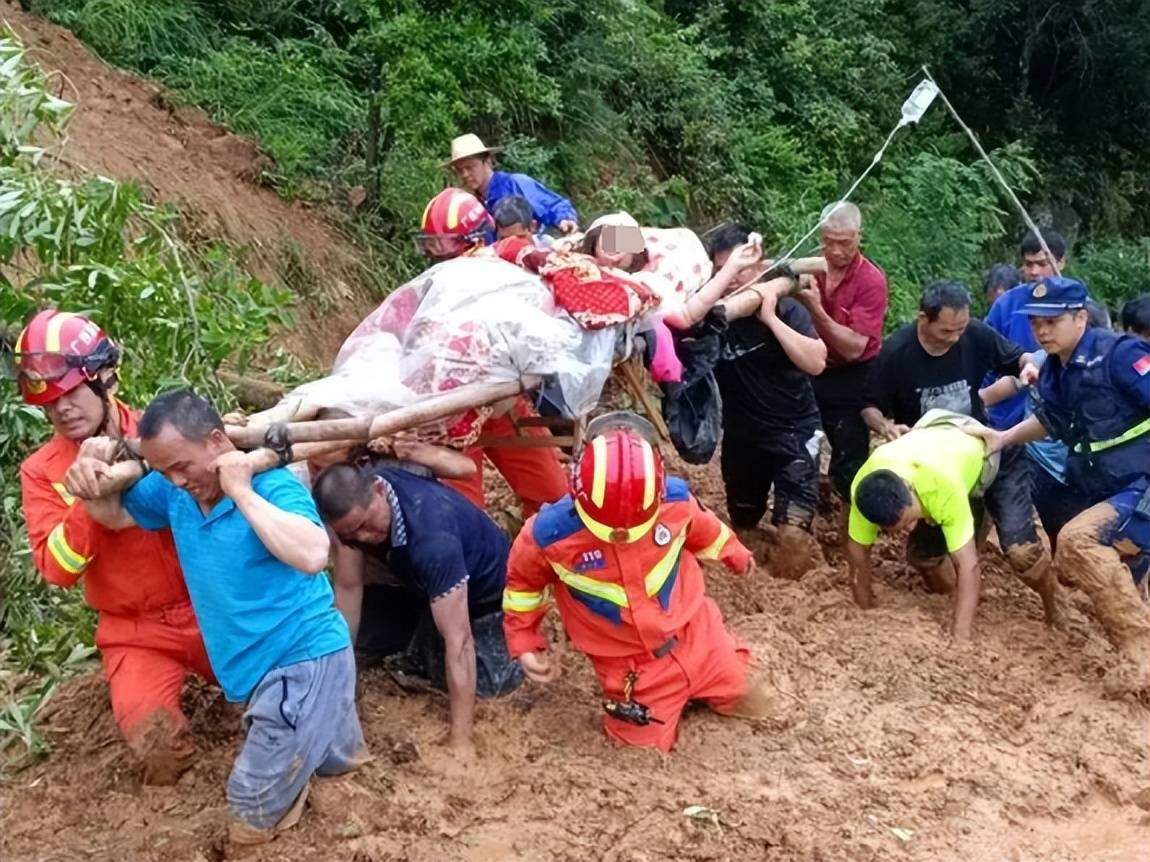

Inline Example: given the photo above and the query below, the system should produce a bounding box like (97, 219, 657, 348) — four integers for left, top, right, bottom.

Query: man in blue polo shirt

(64, 389, 364, 850)
(312, 461, 523, 758)
(974, 277, 1150, 696)
(446, 133, 578, 237)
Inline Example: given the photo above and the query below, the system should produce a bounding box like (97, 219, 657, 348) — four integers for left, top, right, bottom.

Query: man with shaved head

(793, 202, 890, 513)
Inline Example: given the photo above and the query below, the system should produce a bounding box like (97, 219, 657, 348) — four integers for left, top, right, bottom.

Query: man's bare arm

(949, 540, 981, 643)
(429, 584, 477, 752)
(794, 280, 869, 362)
(65, 456, 142, 530)
(760, 292, 827, 375)
(332, 541, 366, 640)
(979, 376, 1022, 408)
(845, 538, 876, 609)
(390, 434, 477, 480)
(861, 406, 909, 441)
(216, 451, 330, 573)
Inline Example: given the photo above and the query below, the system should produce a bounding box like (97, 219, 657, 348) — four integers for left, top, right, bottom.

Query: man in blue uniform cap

(974, 276, 1150, 696)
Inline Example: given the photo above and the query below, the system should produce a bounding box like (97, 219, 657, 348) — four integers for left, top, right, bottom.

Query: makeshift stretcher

(138, 229, 823, 479)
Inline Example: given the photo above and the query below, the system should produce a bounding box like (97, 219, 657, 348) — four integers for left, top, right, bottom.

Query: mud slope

(1, 2, 378, 366)
(2, 452, 1148, 862)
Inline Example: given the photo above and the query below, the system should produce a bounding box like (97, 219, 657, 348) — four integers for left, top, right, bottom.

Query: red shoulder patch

(1134, 354, 1150, 376)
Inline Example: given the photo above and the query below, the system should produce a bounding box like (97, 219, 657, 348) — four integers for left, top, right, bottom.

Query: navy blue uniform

(1034, 327, 1150, 580)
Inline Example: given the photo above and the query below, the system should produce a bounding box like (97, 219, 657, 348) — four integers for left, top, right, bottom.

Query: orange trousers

(95, 601, 214, 749)
(444, 398, 568, 518)
(590, 598, 750, 751)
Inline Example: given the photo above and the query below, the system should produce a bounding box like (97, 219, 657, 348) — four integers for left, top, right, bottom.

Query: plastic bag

(662, 311, 727, 464)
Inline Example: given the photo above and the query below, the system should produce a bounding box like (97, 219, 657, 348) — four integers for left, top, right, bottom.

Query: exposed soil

(2, 1, 379, 367)
(2, 450, 1148, 862)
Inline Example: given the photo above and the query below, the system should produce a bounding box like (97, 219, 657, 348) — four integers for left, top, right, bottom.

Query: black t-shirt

(714, 298, 821, 438)
(864, 319, 1024, 426)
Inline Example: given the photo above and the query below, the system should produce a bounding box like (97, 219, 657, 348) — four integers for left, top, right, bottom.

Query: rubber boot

(1057, 503, 1150, 697)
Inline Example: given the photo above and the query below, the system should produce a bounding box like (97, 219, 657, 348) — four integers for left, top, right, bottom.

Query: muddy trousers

(95, 602, 214, 783)
(720, 429, 820, 530)
(228, 647, 366, 840)
(444, 397, 569, 518)
(589, 599, 750, 752)
(812, 362, 873, 501)
(1056, 480, 1150, 659)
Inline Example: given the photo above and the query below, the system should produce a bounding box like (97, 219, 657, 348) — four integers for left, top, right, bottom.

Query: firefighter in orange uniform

(10, 310, 213, 783)
(503, 412, 763, 751)
(415, 187, 568, 517)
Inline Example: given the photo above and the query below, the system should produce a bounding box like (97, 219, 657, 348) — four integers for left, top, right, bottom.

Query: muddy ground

(2, 453, 1148, 862)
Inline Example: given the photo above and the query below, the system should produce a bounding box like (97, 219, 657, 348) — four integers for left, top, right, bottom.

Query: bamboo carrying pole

(92, 378, 541, 489)
(226, 376, 541, 449)
(97, 439, 360, 486)
(718, 275, 809, 322)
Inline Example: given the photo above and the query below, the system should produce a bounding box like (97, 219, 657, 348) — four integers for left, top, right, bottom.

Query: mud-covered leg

(1006, 539, 1063, 628)
(1056, 503, 1150, 696)
(906, 523, 955, 594)
(767, 438, 825, 581)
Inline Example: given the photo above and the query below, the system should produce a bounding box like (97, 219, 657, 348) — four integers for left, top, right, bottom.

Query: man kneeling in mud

(312, 460, 525, 759)
(846, 411, 1061, 642)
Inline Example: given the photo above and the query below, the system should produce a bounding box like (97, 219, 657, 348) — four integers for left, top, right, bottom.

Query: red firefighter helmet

(6, 310, 120, 406)
(572, 412, 666, 543)
(417, 188, 493, 260)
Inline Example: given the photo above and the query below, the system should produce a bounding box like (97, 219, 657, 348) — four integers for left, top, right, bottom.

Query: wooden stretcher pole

(718, 275, 811, 322)
(96, 438, 365, 488)
(226, 376, 541, 449)
(618, 356, 672, 444)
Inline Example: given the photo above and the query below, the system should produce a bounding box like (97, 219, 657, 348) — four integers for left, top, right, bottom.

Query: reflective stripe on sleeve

(47, 523, 90, 574)
(696, 521, 732, 561)
(503, 588, 545, 613)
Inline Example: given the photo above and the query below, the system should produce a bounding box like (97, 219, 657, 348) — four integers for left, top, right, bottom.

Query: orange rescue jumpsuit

(20, 401, 213, 753)
(444, 396, 569, 517)
(503, 477, 753, 750)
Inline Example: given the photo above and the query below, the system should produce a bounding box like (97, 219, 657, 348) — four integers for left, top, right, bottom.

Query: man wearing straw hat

(446, 133, 579, 236)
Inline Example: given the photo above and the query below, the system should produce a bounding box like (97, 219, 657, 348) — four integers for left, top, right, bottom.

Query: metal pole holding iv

(772, 77, 941, 267)
(920, 66, 1062, 278)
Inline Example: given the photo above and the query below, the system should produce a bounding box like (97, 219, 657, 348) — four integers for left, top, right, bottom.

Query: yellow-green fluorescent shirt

(848, 428, 987, 553)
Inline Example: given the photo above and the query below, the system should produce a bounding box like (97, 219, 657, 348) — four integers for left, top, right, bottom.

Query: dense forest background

(22, 0, 1150, 317)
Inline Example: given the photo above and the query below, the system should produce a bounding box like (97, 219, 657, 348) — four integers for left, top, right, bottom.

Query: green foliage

(25, 0, 1150, 254)
(71, 0, 213, 69)
(1074, 239, 1150, 312)
(861, 145, 1037, 327)
(0, 28, 294, 768)
(153, 35, 365, 192)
